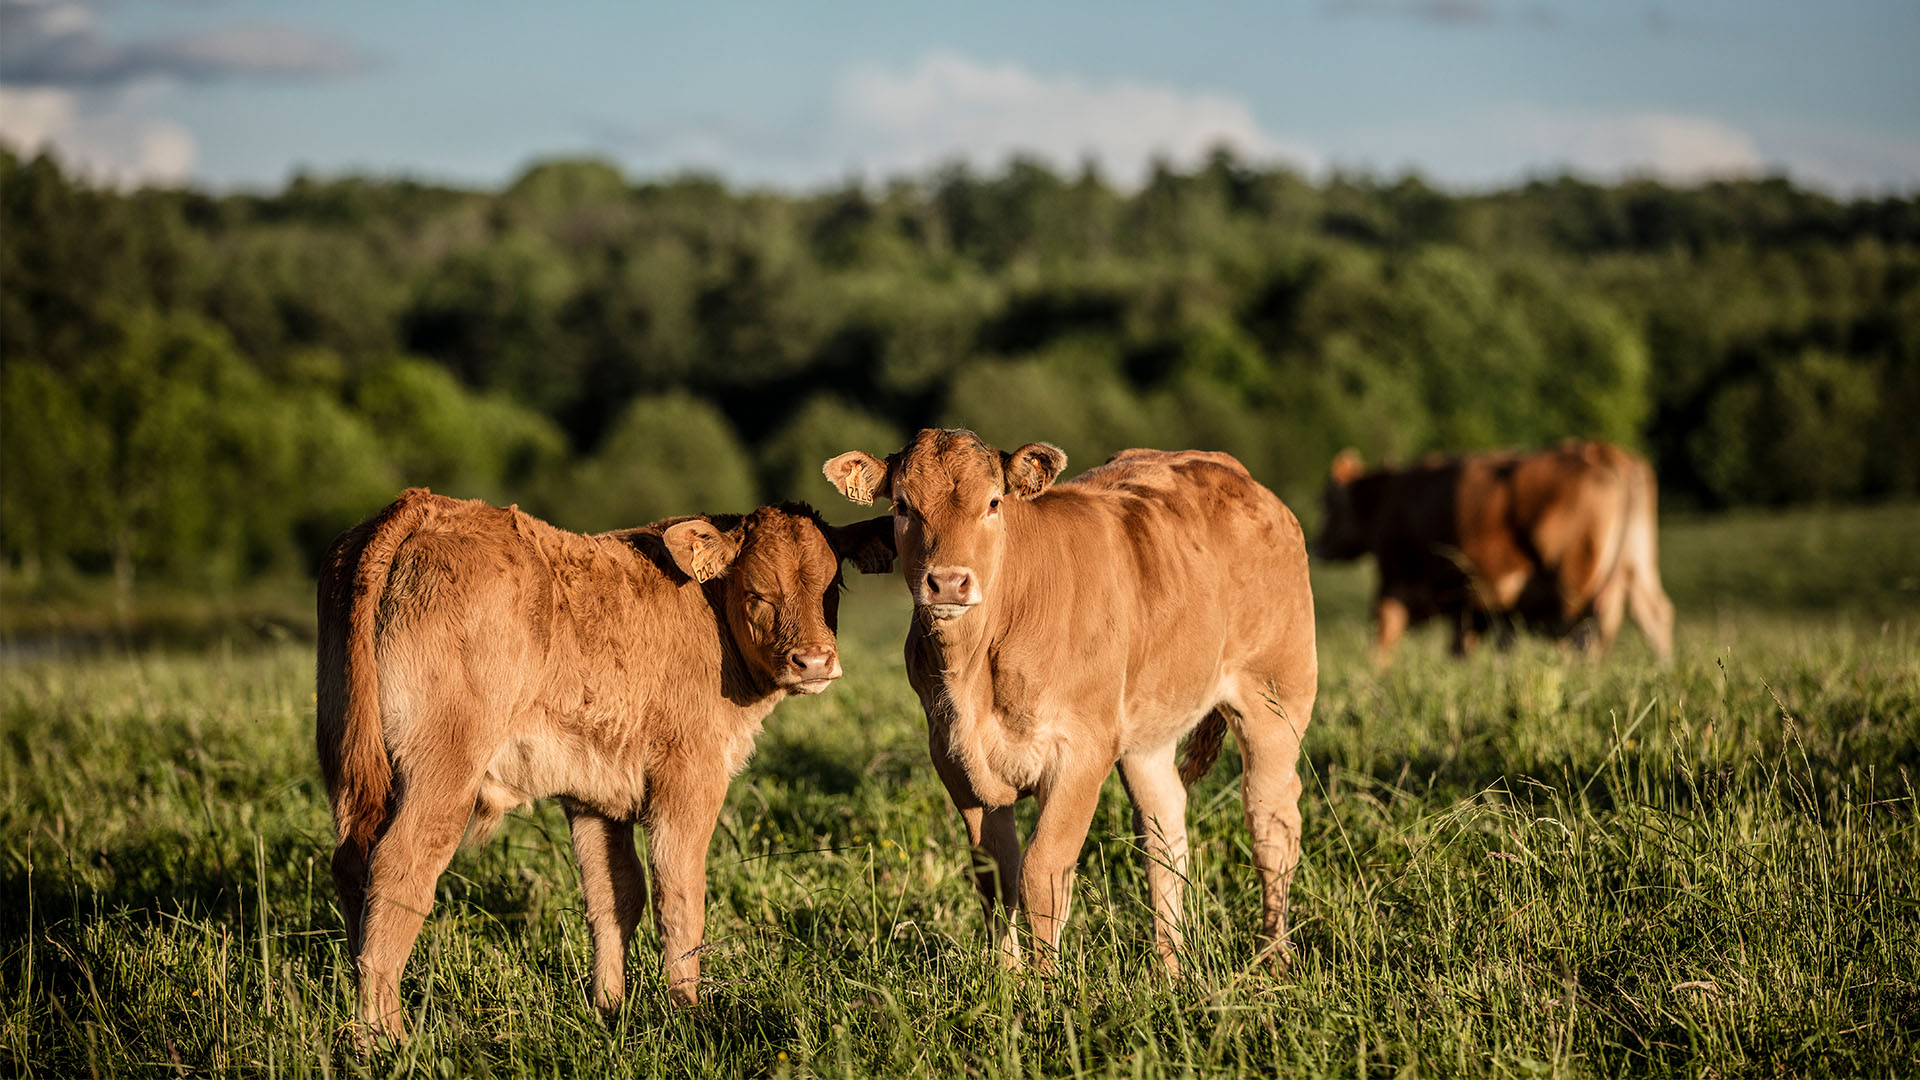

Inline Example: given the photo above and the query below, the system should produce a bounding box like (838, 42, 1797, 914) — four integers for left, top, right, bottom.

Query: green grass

(4, 505, 1919, 1077)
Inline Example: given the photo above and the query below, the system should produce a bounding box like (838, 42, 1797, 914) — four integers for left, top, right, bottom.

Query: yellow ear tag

(689, 545, 720, 583)
(847, 464, 875, 506)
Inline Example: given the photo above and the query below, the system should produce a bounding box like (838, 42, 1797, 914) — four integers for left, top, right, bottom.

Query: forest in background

(3, 144, 1917, 594)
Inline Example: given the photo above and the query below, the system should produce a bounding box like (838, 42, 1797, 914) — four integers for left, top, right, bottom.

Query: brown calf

(317, 489, 891, 1038)
(1316, 439, 1674, 665)
(824, 430, 1318, 973)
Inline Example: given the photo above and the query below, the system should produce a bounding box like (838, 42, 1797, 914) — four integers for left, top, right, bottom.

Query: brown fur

(316, 489, 892, 1040)
(825, 430, 1318, 974)
(1317, 439, 1674, 665)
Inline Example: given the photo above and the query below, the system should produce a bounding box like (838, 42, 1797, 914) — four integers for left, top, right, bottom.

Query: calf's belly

(480, 730, 647, 823)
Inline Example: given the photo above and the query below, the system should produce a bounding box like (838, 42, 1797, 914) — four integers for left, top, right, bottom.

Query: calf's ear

(823, 451, 890, 505)
(1003, 442, 1067, 498)
(1330, 448, 1365, 486)
(827, 515, 897, 575)
(662, 519, 741, 583)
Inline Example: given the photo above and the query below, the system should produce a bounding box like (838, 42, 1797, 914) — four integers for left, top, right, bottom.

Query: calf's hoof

(1254, 938, 1295, 976)
(591, 989, 626, 1024)
(345, 1018, 406, 1056)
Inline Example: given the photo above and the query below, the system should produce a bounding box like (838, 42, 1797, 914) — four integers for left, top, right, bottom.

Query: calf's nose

(924, 567, 973, 600)
(788, 649, 836, 679)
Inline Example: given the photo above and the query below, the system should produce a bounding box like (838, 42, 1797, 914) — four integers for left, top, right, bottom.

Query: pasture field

(3, 503, 1918, 1078)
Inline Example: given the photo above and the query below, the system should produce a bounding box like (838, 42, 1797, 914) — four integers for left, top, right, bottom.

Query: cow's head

(823, 428, 1065, 625)
(661, 504, 895, 694)
(1314, 448, 1372, 561)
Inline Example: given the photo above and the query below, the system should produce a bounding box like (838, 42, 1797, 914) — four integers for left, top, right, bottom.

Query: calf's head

(661, 504, 894, 694)
(1314, 448, 1372, 561)
(823, 428, 1065, 624)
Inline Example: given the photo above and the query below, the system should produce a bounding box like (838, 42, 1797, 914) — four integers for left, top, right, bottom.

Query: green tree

(351, 356, 568, 503)
(545, 393, 759, 533)
(0, 362, 112, 580)
(755, 397, 904, 520)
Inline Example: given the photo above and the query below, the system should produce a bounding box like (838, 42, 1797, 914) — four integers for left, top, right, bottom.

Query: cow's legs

(1227, 677, 1313, 970)
(1021, 754, 1108, 971)
(930, 743, 1023, 966)
(1629, 571, 1676, 664)
(1118, 741, 1189, 976)
(1591, 573, 1629, 658)
(643, 780, 724, 1007)
(565, 807, 647, 1017)
(355, 759, 482, 1039)
(1449, 612, 1483, 657)
(964, 805, 1023, 966)
(1372, 593, 1409, 668)
(331, 833, 372, 960)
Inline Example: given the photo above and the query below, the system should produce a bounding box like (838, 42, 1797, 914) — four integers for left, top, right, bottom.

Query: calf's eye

(988, 497, 1001, 515)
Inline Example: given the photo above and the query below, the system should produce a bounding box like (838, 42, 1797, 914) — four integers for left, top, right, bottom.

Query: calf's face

(662, 506, 893, 694)
(824, 429, 1064, 624)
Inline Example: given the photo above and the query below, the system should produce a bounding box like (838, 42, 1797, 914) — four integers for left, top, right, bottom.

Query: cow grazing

(823, 430, 1318, 974)
(317, 489, 892, 1039)
(1316, 439, 1674, 665)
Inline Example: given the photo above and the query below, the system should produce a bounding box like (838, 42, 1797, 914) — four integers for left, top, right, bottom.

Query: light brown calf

(1316, 439, 1674, 664)
(317, 489, 890, 1039)
(824, 430, 1318, 973)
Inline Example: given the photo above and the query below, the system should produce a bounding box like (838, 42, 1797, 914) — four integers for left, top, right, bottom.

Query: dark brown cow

(1316, 439, 1674, 665)
(824, 430, 1317, 974)
(317, 489, 891, 1040)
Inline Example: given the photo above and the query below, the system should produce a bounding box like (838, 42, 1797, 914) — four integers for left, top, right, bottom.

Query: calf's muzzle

(783, 647, 842, 693)
(918, 565, 981, 620)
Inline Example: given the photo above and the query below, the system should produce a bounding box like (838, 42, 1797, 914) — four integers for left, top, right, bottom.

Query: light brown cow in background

(317, 489, 891, 1040)
(1316, 439, 1674, 665)
(824, 430, 1317, 974)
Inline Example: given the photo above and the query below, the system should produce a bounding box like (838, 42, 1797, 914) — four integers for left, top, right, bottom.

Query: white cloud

(1504, 110, 1762, 182)
(1753, 124, 1920, 195)
(1, 0, 369, 89)
(0, 0, 368, 187)
(1336, 106, 1764, 187)
(0, 83, 196, 186)
(826, 53, 1318, 187)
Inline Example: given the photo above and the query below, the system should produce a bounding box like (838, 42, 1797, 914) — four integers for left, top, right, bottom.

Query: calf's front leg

(643, 780, 725, 1006)
(1118, 742, 1189, 976)
(1020, 754, 1109, 971)
(1372, 593, 1410, 668)
(930, 742, 1023, 966)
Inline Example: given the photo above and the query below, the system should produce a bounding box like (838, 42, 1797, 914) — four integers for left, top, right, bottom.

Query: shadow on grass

(748, 736, 865, 796)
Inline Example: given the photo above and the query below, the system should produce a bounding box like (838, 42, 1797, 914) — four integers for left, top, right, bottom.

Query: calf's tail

(317, 489, 433, 849)
(1179, 707, 1232, 787)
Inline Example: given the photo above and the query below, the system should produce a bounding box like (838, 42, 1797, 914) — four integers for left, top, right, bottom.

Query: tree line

(3, 145, 1916, 593)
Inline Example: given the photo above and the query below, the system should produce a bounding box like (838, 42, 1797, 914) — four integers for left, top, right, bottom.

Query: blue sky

(2, 0, 1916, 193)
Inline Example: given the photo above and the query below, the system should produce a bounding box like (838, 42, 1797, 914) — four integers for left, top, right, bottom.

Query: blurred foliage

(2, 145, 1916, 594)
(545, 392, 759, 535)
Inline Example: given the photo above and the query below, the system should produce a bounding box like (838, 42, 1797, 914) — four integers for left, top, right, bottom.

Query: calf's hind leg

(565, 806, 648, 1017)
(354, 747, 485, 1039)
(331, 835, 372, 958)
(1226, 676, 1314, 968)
